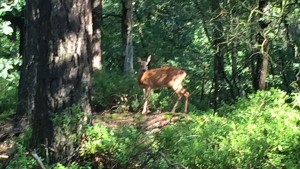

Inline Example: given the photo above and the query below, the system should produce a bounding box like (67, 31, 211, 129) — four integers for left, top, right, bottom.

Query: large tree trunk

(122, 0, 134, 76)
(24, 0, 93, 163)
(16, 3, 37, 120)
(92, 0, 103, 70)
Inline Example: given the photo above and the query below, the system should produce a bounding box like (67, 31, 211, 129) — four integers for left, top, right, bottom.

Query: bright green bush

(80, 124, 116, 156)
(157, 88, 300, 168)
(81, 124, 156, 168)
(69, 89, 300, 168)
(54, 162, 89, 169)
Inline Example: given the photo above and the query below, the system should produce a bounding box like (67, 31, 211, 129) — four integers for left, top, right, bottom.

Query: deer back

(138, 66, 187, 89)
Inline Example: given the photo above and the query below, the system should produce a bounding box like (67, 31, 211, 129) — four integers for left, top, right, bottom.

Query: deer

(137, 55, 189, 114)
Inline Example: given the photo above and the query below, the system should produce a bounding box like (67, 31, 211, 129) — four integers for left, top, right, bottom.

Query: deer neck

(138, 69, 147, 87)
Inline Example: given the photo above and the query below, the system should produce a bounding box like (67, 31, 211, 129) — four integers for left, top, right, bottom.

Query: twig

(29, 151, 46, 169)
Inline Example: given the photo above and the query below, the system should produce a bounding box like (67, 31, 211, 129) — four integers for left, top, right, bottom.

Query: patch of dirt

(0, 119, 16, 162)
(0, 117, 27, 163)
(92, 111, 186, 133)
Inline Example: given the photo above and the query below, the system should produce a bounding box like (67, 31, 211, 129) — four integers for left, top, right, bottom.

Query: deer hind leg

(142, 88, 152, 114)
(182, 89, 190, 113)
(171, 85, 184, 113)
(171, 86, 190, 113)
(171, 93, 182, 113)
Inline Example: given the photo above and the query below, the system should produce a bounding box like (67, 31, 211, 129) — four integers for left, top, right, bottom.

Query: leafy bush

(80, 124, 116, 156)
(0, 57, 21, 119)
(81, 124, 156, 168)
(58, 89, 300, 168)
(156, 89, 300, 168)
(5, 143, 38, 169)
(54, 162, 89, 169)
(92, 70, 142, 112)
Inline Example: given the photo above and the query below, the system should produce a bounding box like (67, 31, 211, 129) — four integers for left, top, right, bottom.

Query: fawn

(137, 55, 189, 114)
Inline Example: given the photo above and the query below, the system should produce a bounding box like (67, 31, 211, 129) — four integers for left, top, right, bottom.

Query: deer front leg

(184, 96, 189, 113)
(183, 90, 189, 113)
(142, 88, 152, 114)
(171, 94, 182, 113)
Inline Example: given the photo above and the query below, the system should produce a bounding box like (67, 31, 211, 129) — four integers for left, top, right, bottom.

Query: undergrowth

(77, 88, 300, 168)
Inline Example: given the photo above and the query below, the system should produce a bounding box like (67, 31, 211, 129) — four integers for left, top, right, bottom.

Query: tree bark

(122, 0, 134, 76)
(92, 0, 103, 70)
(282, 20, 297, 92)
(23, 0, 93, 163)
(253, 0, 270, 90)
(259, 36, 269, 90)
(16, 2, 37, 120)
(211, 0, 225, 110)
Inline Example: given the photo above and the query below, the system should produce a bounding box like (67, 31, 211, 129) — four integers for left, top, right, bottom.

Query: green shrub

(76, 89, 300, 168)
(0, 57, 20, 119)
(5, 143, 38, 169)
(92, 70, 142, 112)
(80, 124, 116, 156)
(54, 162, 90, 169)
(156, 88, 300, 168)
(81, 124, 156, 168)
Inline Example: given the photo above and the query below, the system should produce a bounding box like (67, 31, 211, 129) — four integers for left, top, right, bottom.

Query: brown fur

(137, 56, 189, 114)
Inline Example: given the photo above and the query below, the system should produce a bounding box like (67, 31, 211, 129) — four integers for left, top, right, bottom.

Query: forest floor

(92, 111, 185, 133)
(0, 111, 185, 163)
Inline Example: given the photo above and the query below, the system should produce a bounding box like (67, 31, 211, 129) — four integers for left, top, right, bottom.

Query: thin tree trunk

(122, 0, 134, 76)
(256, 0, 270, 90)
(211, 0, 225, 110)
(92, 0, 103, 70)
(282, 20, 297, 92)
(259, 36, 269, 90)
(231, 39, 240, 97)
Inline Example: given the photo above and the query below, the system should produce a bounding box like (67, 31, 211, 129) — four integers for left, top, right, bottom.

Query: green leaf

(2, 21, 13, 35)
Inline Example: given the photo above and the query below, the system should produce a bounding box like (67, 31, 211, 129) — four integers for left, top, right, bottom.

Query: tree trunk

(231, 39, 240, 97)
(23, 0, 93, 163)
(211, 0, 225, 110)
(259, 36, 269, 90)
(251, 51, 262, 91)
(16, 2, 37, 120)
(282, 20, 297, 92)
(253, 0, 270, 90)
(92, 0, 103, 70)
(122, 0, 134, 76)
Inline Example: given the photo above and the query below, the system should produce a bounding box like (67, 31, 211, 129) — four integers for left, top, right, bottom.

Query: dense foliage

(67, 89, 300, 168)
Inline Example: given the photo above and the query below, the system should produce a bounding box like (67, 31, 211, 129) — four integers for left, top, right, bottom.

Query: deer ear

(137, 57, 142, 62)
(146, 55, 152, 64)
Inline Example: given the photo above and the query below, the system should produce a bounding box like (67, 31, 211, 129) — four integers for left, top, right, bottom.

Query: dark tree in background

(211, 0, 226, 110)
(20, 0, 93, 163)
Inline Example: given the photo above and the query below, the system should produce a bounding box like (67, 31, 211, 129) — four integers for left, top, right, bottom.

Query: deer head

(137, 55, 189, 114)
